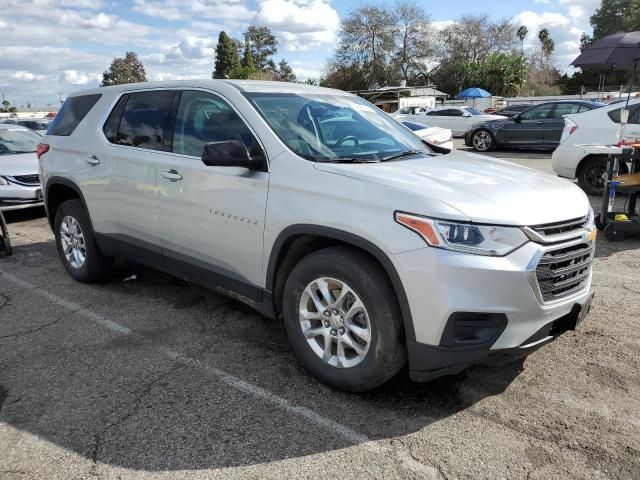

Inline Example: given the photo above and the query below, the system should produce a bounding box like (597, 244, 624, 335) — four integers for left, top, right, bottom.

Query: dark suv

(465, 101, 604, 152)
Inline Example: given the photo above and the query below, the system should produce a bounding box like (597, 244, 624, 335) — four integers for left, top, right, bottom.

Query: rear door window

(47, 94, 102, 136)
(109, 90, 173, 151)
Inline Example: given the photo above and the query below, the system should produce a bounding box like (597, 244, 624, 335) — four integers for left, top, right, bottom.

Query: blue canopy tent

(457, 87, 491, 108)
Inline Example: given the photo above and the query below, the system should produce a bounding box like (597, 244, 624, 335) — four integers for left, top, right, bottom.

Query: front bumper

(392, 236, 595, 381)
(0, 183, 43, 211)
(464, 130, 473, 146)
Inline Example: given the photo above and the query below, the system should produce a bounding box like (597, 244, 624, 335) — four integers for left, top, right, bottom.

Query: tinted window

(578, 104, 593, 113)
(608, 104, 640, 124)
(551, 103, 582, 119)
(520, 104, 554, 120)
(426, 110, 443, 116)
(103, 95, 129, 143)
(445, 109, 463, 117)
(113, 91, 173, 150)
(48, 94, 101, 136)
(172, 90, 258, 157)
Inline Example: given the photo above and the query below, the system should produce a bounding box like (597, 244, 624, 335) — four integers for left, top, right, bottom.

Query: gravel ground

(1, 150, 639, 480)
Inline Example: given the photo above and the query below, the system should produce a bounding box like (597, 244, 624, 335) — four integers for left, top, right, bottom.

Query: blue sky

(0, 0, 601, 107)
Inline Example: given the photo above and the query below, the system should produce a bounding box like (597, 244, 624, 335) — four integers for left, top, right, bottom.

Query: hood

(314, 151, 590, 226)
(0, 152, 39, 176)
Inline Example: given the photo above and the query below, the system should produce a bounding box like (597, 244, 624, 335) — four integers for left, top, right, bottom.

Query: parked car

(397, 106, 505, 137)
(0, 124, 44, 211)
(552, 100, 640, 195)
(494, 104, 533, 117)
(394, 106, 429, 115)
(464, 101, 605, 152)
(40, 80, 595, 392)
(14, 119, 51, 135)
(399, 119, 454, 151)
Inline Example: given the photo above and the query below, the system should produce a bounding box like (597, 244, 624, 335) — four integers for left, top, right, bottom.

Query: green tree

(517, 25, 528, 51)
(393, 2, 433, 83)
(213, 31, 240, 79)
(591, 0, 640, 40)
(244, 26, 278, 70)
(277, 59, 296, 82)
(240, 40, 256, 78)
(1, 99, 10, 112)
(101, 52, 147, 86)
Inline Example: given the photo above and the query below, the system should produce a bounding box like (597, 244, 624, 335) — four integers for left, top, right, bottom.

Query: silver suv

(39, 80, 596, 392)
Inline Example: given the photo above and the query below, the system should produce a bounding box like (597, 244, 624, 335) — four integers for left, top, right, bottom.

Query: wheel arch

(45, 177, 93, 231)
(266, 225, 416, 341)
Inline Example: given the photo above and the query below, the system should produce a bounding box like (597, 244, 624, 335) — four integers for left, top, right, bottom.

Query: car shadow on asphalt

(0, 239, 525, 472)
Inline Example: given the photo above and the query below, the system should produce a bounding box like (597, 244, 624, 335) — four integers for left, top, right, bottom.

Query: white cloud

(132, 0, 254, 21)
(63, 70, 101, 85)
(256, 0, 339, 50)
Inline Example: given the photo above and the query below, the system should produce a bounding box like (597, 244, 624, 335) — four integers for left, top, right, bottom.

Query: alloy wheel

(472, 130, 492, 151)
(59, 215, 87, 269)
(298, 277, 371, 368)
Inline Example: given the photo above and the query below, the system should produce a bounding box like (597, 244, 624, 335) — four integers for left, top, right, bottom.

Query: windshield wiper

(323, 158, 380, 163)
(381, 150, 423, 161)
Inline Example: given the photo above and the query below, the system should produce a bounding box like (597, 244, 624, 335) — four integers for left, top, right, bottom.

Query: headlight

(395, 212, 528, 256)
(0, 176, 8, 186)
(585, 207, 595, 228)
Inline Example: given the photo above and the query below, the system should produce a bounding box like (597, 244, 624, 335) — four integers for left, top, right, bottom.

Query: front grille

(8, 174, 40, 186)
(530, 216, 587, 237)
(535, 242, 593, 302)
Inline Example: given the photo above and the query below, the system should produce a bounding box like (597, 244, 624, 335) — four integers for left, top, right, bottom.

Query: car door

(99, 89, 174, 256)
(444, 109, 466, 135)
(544, 103, 582, 146)
(156, 89, 269, 299)
(423, 110, 450, 130)
(504, 103, 554, 146)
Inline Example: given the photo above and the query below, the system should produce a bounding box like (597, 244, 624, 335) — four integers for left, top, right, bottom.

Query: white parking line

(0, 270, 440, 478)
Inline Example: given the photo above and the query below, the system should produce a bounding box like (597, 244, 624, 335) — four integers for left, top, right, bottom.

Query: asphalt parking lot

(1, 149, 639, 479)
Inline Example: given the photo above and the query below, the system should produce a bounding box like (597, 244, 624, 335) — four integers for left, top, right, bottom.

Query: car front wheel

(283, 247, 406, 392)
(471, 129, 495, 152)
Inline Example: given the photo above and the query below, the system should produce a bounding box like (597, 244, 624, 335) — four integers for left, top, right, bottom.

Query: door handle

(160, 169, 183, 182)
(536, 121, 544, 124)
(86, 155, 100, 166)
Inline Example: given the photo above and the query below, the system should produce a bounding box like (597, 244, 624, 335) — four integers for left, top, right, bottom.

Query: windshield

(0, 128, 40, 155)
(464, 107, 483, 116)
(245, 92, 431, 162)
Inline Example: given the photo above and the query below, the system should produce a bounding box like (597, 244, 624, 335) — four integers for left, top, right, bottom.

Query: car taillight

(559, 119, 578, 144)
(36, 143, 49, 159)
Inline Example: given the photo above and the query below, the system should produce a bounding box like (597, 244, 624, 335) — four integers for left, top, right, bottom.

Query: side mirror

(201, 140, 264, 170)
(513, 114, 521, 123)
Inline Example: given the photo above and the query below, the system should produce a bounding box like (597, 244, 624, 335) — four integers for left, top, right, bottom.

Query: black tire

(282, 246, 406, 392)
(471, 129, 495, 152)
(576, 157, 629, 196)
(54, 199, 112, 282)
(0, 212, 11, 256)
(603, 224, 624, 242)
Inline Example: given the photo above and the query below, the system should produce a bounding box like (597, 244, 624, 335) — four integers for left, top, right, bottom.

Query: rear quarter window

(48, 94, 102, 136)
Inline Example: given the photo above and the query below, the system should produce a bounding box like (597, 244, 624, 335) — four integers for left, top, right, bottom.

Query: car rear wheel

(54, 199, 112, 282)
(282, 247, 406, 392)
(577, 156, 629, 196)
(471, 129, 495, 152)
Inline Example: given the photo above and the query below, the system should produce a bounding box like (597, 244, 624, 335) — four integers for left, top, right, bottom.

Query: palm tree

(517, 26, 528, 52)
(538, 29, 554, 66)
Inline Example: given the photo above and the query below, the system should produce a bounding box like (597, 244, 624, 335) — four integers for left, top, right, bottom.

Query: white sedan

(395, 106, 505, 137)
(400, 120, 454, 152)
(0, 124, 44, 211)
